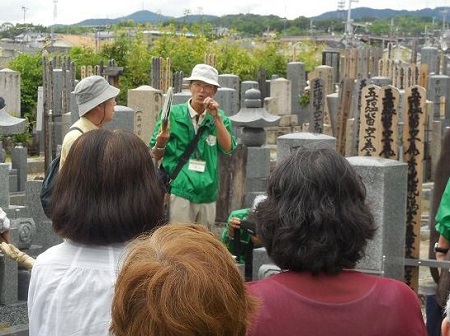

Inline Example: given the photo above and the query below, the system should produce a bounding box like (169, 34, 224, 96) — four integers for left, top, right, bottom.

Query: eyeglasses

(191, 81, 215, 91)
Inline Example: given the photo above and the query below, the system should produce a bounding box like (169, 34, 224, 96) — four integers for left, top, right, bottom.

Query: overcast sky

(1, 0, 450, 27)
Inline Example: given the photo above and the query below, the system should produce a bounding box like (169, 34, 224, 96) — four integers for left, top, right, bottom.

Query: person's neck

(84, 112, 104, 127)
(189, 100, 204, 115)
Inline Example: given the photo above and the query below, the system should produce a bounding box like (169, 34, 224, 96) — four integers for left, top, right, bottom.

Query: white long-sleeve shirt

(28, 240, 126, 336)
(0, 208, 10, 233)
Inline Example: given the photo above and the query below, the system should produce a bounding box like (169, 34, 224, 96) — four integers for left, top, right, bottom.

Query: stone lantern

(229, 88, 280, 207)
(229, 88, 280, 146)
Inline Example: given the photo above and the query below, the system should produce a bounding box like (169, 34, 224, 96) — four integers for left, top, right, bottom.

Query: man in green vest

(150, 64, 237, 229)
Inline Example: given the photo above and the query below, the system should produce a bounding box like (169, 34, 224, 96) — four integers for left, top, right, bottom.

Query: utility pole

(51, 0, 58, 40)
(345, 0, 358, 47)
(21, 6, 27, 25)
(442, 9, 448, 34)
(21, 6, 28, 50)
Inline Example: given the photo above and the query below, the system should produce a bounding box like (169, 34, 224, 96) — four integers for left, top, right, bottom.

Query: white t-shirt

(28, 240, 126, 336)
(0, 208, 10, 233)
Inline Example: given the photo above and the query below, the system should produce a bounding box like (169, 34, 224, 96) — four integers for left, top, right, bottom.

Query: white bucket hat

(185, 64, 221, 88)
(73, 75, 120, 117)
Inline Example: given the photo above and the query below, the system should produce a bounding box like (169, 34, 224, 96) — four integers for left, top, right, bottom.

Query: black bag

(40, 155, 60, 218)
(158, 124, 207, 195)
(158, 165, 172, 194)
(40, 127, 83, 218)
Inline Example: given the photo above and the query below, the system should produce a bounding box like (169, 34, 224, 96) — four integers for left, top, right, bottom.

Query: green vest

(150, 102, 236, 203)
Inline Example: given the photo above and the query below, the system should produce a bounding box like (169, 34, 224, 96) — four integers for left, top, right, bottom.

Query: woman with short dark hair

(247, 147, 426, 336)
(28, 129, 165, 336)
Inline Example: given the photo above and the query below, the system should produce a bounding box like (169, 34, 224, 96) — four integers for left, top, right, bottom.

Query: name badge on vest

(188, 159, 206, 172)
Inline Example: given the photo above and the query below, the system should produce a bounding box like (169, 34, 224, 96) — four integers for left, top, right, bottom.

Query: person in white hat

(150, 63, 237, 229)
(59, 75, 120, 168)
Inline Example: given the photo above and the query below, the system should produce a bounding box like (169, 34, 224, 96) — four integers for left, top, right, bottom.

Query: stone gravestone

(0, 68, 21, 118)
(322, 50, 340, 85)
(428, 75, 450, 125)
(127, 85, 162, 145)
(276, 132, 336, 164)
(287, 62, 306, 124)
(215, 87, 239, 117)
(217, 74, 240, 116)
(105, 105, 135, 132)
(421, 47, 439, 75)
(11, 145, 28, 193)
(348, 156, 407, 281)
(269, 78, 291, 116)
(219, 74, 240, 92)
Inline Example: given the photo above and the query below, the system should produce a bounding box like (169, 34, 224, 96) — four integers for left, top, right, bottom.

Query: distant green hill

(63, 7, 450, 27)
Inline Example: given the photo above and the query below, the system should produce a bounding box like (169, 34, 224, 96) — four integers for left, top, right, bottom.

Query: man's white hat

(73, 75, 120, 117)
(185, 64, 221, 87)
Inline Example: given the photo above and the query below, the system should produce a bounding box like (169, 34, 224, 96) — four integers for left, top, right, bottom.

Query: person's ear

(442, 317, 450, 336)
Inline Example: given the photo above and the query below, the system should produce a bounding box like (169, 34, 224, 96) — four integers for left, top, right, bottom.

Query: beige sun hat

(73, 75, 120, 117)
(185, 64, 221, 87)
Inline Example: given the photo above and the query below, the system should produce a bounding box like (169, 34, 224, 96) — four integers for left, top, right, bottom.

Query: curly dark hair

(51, 129, 165, 245)
(255, 147, 376, 275)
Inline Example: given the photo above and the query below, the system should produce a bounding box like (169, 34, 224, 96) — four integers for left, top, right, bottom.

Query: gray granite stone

(347, 156, 408, 281)
(0, 164, 10, 208)
(276, 132, 336, 164)
(252, 247, 275, 281)
(105, 105, 135, 132)
(11, 146, 27, 193)
(287, 62, 307, 123)
(215, 87, 239, 116)
(421, 46, 439, 74)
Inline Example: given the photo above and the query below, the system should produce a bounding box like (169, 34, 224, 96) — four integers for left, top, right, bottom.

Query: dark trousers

(426, 295, 443, 336)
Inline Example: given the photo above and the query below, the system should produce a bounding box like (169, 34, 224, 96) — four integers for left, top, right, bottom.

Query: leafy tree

(291, 40, 326, 72)
(116, 32, 152, 103)
(150, 29, 210, 74)
(69, 46, 105, 78)
(101, 30, 141, 67)
(213, 38, 254, 80)
(252, 42, 288, 78)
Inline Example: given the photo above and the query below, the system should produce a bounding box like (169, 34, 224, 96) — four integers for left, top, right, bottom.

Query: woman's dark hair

(255, 147, 376, 275)
(51, 129, 165, 245)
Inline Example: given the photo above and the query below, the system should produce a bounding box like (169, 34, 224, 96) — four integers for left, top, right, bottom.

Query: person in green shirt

(221, 195, 266, 281)
(150, 64, 237, 230)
